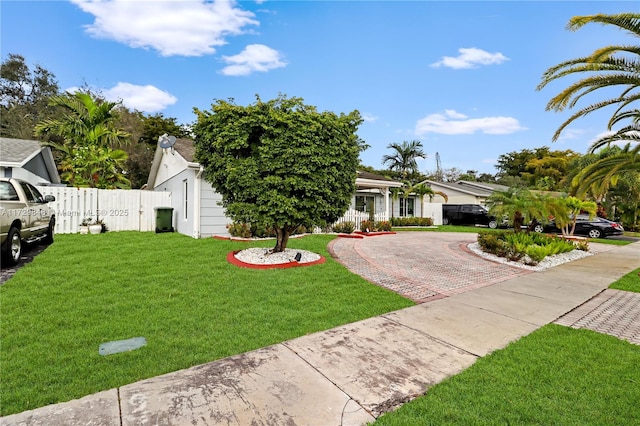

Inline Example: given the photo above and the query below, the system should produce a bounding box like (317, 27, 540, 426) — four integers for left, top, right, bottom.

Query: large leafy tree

(193, 95, 363, 252)
(0, 54, 60, 138)
(382, 140, 426, 181)
(538, 13, 640, 199)
(35, 91, 131, 188)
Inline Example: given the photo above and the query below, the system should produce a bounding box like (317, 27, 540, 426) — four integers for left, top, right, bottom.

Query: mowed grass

(609, 267, 640, 293)
(374, 267, 640, 425)
(0, 232, 413, 416)
(373, 325, 640, 425)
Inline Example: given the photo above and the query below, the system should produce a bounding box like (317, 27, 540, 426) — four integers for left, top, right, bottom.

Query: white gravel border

(234, 248, 321, 265)
(467, 242, 593, 271)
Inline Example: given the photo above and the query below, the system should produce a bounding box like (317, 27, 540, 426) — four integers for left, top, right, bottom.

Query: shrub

(360, 220, 375, 232)
(477, 230, 579, 264)
(332, 221, 355, 234)
(227, 222, 251, 238)
(391, 217, 433, 227)
(376, 221, 392, 231)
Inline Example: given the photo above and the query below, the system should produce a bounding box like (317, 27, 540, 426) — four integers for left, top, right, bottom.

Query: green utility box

(155, 207, 174, 233)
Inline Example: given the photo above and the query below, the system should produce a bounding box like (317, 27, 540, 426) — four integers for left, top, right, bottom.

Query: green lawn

(609, 267, 640, 293)
(373, 325, 640, 426)
(0, 232, 414, 416)
(373, 269, 640, 425)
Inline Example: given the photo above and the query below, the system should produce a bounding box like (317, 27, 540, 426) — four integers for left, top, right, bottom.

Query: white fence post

(37, 186, 172, 234)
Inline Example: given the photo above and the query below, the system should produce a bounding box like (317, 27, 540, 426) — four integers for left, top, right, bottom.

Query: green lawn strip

(0, 232, 413, 416)
(591, 238, 630, 245)
(374, 325, 640, 426)
(393, 225, 501, 233)
(609, 267, 640, 293)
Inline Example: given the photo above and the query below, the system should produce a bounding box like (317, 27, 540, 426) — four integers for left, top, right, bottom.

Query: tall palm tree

(35, 91, 130, 188)
(538, 13, 640, 203)
(382, 140, 426, 180)
(412, 183, 449, 217)
(537, 13, 640, 142)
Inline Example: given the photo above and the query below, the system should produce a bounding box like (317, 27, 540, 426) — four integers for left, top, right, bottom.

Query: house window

(355, 195, 375, 213)
(183, 179, 188, 220)
(400, 197, 414, 217)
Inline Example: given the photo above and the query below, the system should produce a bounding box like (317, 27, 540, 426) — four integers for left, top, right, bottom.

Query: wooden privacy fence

(37, 186, 172, 234)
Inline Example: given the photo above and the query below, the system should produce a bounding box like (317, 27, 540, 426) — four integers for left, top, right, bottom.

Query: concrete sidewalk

(3, 242, 639, 426)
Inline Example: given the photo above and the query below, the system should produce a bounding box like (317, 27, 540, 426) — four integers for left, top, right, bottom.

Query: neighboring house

(146, 138, 403, 237)
(0, 138, 61, 186)
(421, 180, 509, 205)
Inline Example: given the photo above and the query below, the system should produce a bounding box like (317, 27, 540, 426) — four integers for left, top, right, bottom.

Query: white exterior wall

(199, 181, 229, 237)
(154, 168, 195, 238)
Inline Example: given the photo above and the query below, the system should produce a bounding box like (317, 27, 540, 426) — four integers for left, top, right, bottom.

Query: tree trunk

(273, 227, 291, 253)
(513, 211, 524, 233)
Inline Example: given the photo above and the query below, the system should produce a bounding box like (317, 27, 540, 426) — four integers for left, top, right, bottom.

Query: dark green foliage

(391, 217, 434, 227)
(193, 95, 363, 251)
(0, 53, 60, 139)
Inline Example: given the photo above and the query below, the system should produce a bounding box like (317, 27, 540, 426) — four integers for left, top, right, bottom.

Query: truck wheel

(4, 227, 22, 266)
(442, 217, 450, 225)
(44, 218, 55, 244)
(488, 220, 498, 229)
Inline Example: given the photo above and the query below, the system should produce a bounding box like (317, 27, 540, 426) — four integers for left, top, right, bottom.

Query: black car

(533, 215, 624, 239)
(442, 204, 500, 229)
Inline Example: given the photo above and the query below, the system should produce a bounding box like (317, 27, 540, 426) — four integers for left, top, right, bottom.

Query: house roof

(0, 137, 60, 184)
(422, 180, 507, 197)
(173, 138, 196, 162)
(0, 138, 45, 165)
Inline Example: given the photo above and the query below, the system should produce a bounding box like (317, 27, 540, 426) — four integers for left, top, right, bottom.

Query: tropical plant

(382, 140, 426, 180)
(193, 94, 363, 252)
(389, 187, 401, 219)
(486, 188, 549, 233)
(547, 196, 598, 236)
(35, 91, 130, 188)
(538, 13, 640, 198)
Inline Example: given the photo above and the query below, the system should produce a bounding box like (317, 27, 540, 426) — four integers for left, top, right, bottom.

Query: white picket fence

(37, 186, 172, 234)
(333, 210, 389, 231)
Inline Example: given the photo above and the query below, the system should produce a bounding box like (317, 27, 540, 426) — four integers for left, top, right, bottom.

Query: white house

(421, 180, 509, 205)
(145, 138, 403, 237)
(0, 138, 61, 185)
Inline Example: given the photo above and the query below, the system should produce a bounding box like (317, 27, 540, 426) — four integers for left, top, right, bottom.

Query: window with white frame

(399, 197, 414, 217)
(183, 179, 188, 220)
(355, 195, 375, 213)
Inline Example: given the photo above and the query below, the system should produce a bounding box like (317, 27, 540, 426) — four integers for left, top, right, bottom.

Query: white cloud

(431, 47, 509, 69)
(220, 44, 286, 76)
(362, 113, 379, 123)
(415, 110, 526, 135)
(557, 128, 586, 141)
(71, 0, 259, 56)
(103, 83, 177, 112)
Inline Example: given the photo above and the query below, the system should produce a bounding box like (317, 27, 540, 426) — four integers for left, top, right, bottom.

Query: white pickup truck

(0, 178, 56, 266)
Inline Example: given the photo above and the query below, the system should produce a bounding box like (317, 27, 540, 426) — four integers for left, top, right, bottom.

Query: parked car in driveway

(533, 214, 624, 239)
(442, 204, 501, 229)
(0, 178, 56, 266)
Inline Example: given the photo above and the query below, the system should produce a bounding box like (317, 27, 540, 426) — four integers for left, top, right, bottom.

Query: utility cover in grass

(99, 337, 147, 356)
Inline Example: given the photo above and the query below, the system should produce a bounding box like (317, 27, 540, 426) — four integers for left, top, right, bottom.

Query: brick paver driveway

(329, 232, 532, 303)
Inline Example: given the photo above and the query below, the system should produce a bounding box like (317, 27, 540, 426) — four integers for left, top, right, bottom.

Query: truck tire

(44, 218, 55, 245)
(4, 226, 22, 266)
(488, 220, 498, 229)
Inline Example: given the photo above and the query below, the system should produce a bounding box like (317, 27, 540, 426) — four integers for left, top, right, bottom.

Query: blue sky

(2, 0, 636, 175)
